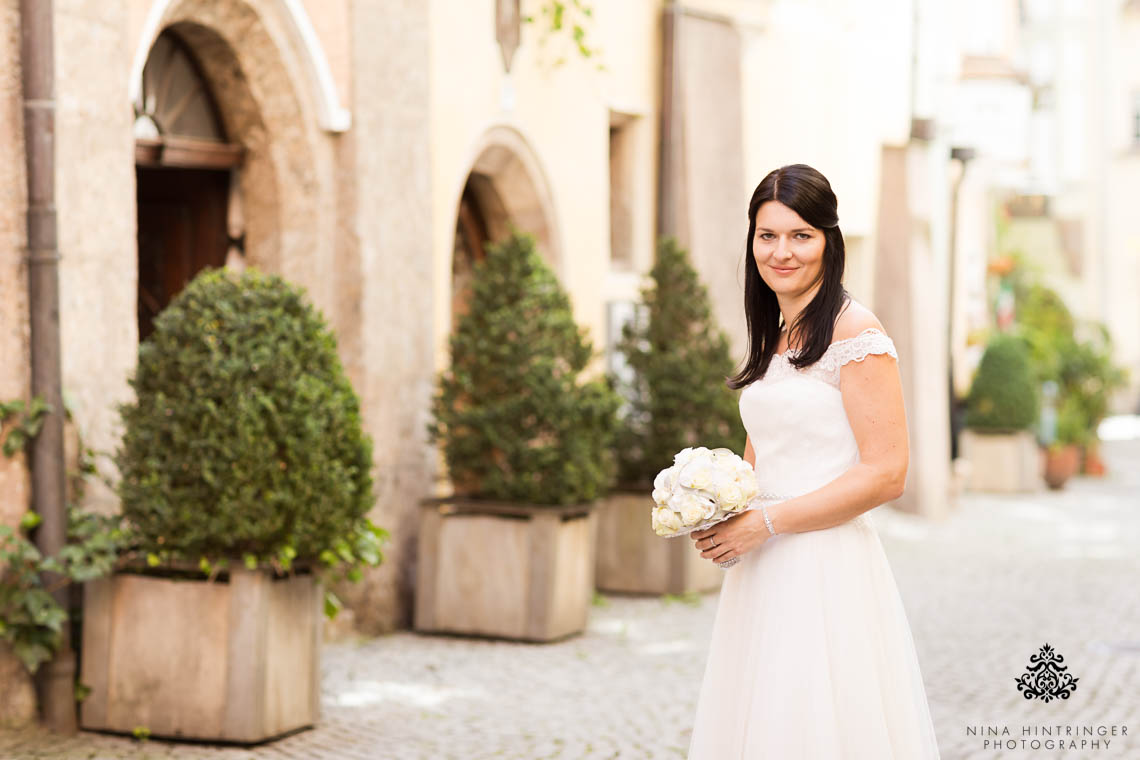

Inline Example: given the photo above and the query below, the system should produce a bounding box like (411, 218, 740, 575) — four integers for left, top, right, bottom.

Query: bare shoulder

(833, 298, 886, 342)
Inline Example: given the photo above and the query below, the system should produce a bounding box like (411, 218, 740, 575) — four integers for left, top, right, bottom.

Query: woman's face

(752, 200, 826, 298)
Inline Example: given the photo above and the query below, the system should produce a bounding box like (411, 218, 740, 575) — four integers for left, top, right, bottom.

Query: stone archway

(451, 126, 562, 328)
(130, 0, 349, 132)
(130, 0, 335, 298)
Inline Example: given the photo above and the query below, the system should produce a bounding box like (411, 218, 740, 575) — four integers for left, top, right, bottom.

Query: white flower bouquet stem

(650, 446, 766, 569)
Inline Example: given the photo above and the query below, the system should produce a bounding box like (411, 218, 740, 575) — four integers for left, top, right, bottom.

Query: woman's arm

(743, 434, 756, 470)
(764, 349, 909, 534)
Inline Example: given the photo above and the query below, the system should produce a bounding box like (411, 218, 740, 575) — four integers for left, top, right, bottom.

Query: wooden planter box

(80, 567, 321, 744)
(595, 489, 723, 595)
(415, 497, 597, 642)
(960, 429, 1042, 493)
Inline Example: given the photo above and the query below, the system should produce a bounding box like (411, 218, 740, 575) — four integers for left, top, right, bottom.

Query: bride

(685, 164, 941, 758)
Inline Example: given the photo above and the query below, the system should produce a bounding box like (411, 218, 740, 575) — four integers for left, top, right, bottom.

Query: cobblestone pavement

(2, 433, 1138, 760)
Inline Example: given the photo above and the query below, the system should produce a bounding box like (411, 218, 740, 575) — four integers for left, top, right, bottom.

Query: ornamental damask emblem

(1015, 643, 1079, 702)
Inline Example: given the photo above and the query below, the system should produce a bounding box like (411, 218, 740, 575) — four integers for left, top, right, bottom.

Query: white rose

(710, 448, 735, 462)
(654, 466, 677, 493)
(679, 461, 714, 491)
(676, 492, 711, 526)
(652, 486, 671, 507)
(737, 472, 759, 499)
(679, 503, 707, 527)
(717, 480, 745, 512)
(653, 506, 683, 535)
(673, 447, 698, 467)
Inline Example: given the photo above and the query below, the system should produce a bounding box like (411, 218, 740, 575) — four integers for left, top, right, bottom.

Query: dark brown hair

(727, 164, 851, 390)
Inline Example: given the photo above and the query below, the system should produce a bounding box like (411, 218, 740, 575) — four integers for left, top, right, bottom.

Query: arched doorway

(134, 30, 243, 340)
(451, 175, 502, 327)
(451, 127, 561, 332)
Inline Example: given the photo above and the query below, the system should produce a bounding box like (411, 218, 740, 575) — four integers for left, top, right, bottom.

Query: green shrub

(115, 268, 377, 566)
(965, 333, 1039, 432)
(609, 237, 745, 488)
(1013, 283, 1129, 446)
(1016, 282, 1075, 385)
(1053, 323, 1129, 446)
(427, 230, 622, 504)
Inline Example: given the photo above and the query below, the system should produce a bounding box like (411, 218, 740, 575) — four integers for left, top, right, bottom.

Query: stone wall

(0, 0, 36, 729)
(0, 0, 29, 526)
(339, 0, 434, 633)
(54, 0, 137, 514)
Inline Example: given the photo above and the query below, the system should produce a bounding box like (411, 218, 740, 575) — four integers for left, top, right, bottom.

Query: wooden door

(137, 167, 229, 340)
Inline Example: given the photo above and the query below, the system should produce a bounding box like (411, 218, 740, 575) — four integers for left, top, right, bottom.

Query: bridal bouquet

(651, 447, 761, 569)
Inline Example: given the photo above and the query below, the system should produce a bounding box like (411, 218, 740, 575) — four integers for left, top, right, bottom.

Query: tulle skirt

(687, 512, 941, 759)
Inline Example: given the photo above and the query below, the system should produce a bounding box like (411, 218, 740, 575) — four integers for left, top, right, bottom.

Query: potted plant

(81, 268, 386, 743)
(420, 230, 621, 642)
(1058, 324, 1128, 477)
(961, 333, 1042, 492)
(597, 237, 744, 595)
(1043, 394, 1083, 489)
(1014, 283, 1128, 479)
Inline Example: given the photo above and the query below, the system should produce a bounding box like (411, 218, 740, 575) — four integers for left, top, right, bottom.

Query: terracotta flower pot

(1043, 444, 1080, 490)
(1081, 444, 1107, 476)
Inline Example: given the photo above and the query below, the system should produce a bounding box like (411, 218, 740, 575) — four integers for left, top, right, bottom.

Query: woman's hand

(689, 510, 771, 566)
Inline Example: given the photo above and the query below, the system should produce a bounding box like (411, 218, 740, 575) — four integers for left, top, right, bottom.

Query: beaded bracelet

(759, 503, 776, 536)
(751, 491, 785, 536)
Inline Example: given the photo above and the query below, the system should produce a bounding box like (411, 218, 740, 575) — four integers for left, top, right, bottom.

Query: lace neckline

(774, 327, 885, 361)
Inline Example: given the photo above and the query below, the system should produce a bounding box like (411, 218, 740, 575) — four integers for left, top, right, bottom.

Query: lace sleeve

(831, 328, 898, 367)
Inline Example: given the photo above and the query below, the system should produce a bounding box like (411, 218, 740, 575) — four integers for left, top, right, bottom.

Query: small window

(135, 31, 227, 142)
(609, 123, 633, 269)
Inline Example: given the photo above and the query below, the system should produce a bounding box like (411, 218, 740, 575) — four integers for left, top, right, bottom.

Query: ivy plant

(0, 397, 50, 457)
(1, 403, 134, 674)
(0, 509, 133, 673)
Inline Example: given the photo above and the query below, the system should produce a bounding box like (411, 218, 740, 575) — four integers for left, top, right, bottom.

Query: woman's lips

(770, 265, 798, 276)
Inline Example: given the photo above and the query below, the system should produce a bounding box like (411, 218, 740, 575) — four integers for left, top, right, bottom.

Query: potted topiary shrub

(961, 333, 1042, 492)
(81, 268, 386, 743)
(420, 230, 621, 642)
(598, 237, 744, 595)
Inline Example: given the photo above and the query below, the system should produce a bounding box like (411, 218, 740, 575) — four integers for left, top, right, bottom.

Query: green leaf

(243, 553, 258, 570)
(19, 512, 42, 531)
(75, 682, 92, 702)
(323, 590, 342, 620)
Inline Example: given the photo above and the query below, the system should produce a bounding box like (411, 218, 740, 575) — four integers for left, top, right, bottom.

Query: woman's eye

(758, 233, 774, 240)
(795, 233, 811, 240)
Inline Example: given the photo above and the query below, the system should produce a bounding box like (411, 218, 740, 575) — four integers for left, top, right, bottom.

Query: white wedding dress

(687, 328, 941, 759)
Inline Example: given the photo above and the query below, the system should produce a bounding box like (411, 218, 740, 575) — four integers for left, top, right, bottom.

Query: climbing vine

(0, 397, 49, 457)
(0, 398, 133, 674)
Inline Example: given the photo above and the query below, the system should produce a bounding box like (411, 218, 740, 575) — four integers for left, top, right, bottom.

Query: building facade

(2, 0, 993, 721)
